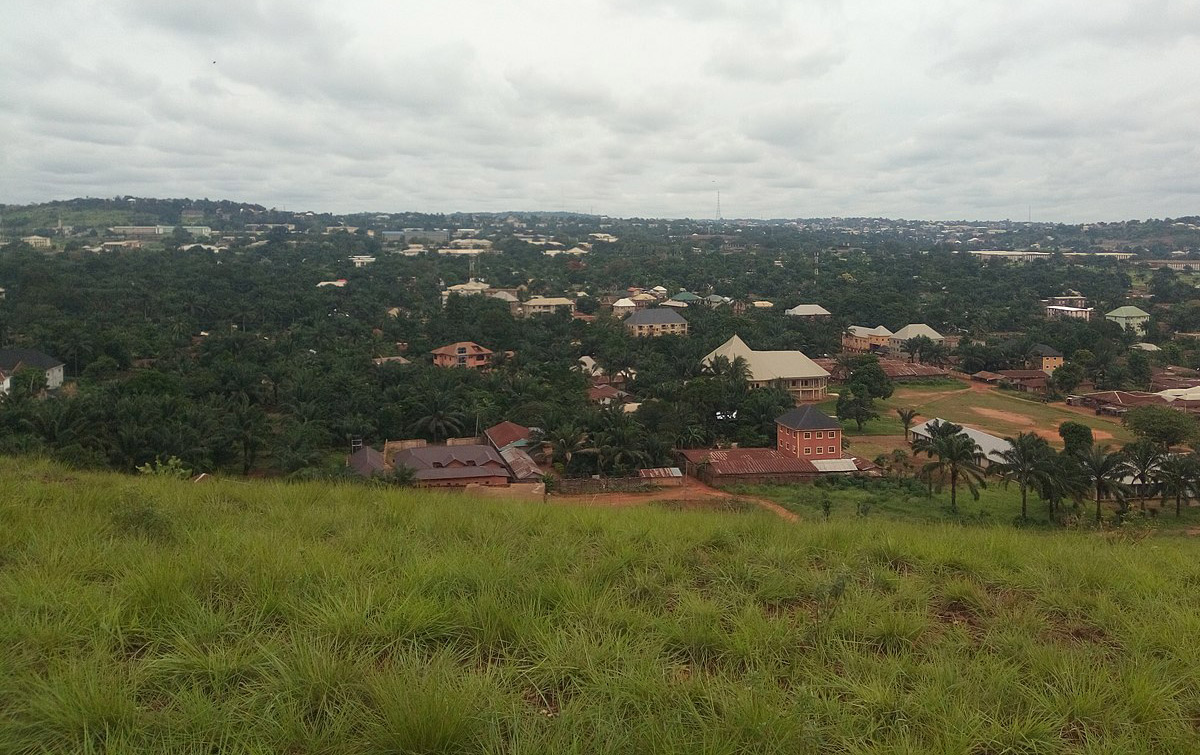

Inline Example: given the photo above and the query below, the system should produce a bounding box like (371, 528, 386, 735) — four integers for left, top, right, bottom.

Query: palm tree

(920, 431, 987, 513)
(1076, 444, 1129, 524)
(1121, 439, 1163, 515)
(990, 432, 1053, 521)
(1038, 451, 1089, 520)
(896, 408, 918, 440)
(410, 393, 467, 443)
(1156, 453, 1198, 518)
(539, 425, 591, 472)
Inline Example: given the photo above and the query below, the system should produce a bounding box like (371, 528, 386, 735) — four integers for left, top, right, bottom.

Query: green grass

(3, 457, 1200, 753)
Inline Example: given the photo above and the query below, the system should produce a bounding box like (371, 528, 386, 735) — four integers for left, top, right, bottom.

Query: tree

(1123, 406, 1198, 449)
(1121, 439, 1162, 515)
(1156, 453, 1198, 518)
(991, 432, 1054, 521)
(896, 408, 918, 440)
(836, 382, 878, 431)
(410, 393, 467, 443)
(918, 427, 987, 513)
(539, 425, 590, 473)
(1050, 361, 1085, 394)
(847, 354, 894, 399)
(1058, 421, 1094, 455)
(1076, 444, 1129, 524)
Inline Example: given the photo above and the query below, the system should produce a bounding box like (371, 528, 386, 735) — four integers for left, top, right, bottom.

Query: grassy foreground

(2, 459, 1200, 753)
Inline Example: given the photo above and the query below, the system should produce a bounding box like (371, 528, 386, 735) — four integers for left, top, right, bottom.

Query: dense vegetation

(1, 204, 1196, 478)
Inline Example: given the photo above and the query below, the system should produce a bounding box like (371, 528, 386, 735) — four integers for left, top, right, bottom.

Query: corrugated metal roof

(501, 447, 543, 480)
(639, 467, 683, 478)
(485, 421, 532, 450)
(703, 335, 828, 381)
(679, 448, 817, 475)
(910, 419, 1011, 462)
(812, 459, 858, 473)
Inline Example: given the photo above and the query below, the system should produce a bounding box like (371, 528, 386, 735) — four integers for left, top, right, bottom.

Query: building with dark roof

(624, 308, 688, 337)
(775, 406, 842, 461)
(392, 445, 512, 487)
(1027, 344, 1064, 373)
(347, 446, 389, 477)
(483, 421, 533, 451)
(0, 349, 65, 394)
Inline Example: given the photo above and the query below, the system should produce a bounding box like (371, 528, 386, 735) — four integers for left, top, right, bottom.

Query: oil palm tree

(1121, 439, 1163, 515)
(1038, 451, 1089, 520)
(1077, 444, 1129, 524)
(1156, 453, 1198, 518)
(920, 430, 987, 513)
(410, 392, 467, 443)
(896, 408, 918, 440)
(990, 432, 1053, 521)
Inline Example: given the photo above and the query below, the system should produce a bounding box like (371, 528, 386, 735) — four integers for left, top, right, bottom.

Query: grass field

(825, 382, 1135, 460)
(3, 457, 1200, 753)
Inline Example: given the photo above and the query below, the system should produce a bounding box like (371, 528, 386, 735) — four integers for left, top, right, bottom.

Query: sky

(2, 0, 1199, 221)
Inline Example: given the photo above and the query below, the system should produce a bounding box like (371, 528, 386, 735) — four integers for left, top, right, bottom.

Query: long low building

(910, 418, 1011, 465)
(677, 448, 874, 485)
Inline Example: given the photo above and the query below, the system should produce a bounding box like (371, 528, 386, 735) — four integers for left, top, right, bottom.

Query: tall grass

(1, 457, 1199, 753)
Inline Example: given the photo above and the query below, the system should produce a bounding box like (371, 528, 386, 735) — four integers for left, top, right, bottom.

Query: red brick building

(775, 405, 842, 461)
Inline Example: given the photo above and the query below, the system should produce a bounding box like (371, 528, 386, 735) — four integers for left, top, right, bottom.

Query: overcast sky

(2, 0, 1198, 221)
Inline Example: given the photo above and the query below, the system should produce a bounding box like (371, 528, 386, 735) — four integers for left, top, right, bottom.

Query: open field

(3, 458, 1200, 753)
(825, 381, 1135, 460)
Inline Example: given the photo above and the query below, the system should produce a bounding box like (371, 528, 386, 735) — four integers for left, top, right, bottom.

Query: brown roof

(639, 467, 683, 478)
(484, 421, 532, 450)
(813, 357, 949, 380)
(998, 370, 1050, 380)
(348, 446, 388, 477)
(971, 371, 1006, 381)
(500, 447, 543, 480)
(430, 341, 493, 357)
(587, 384, 625, 402)
(678, 448, 818, 475)
(393, 445, 510, 481)
(1078, 391, 1167, 407)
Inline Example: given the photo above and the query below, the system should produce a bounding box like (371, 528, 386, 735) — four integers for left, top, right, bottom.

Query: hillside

(2, 458, 1200, 753)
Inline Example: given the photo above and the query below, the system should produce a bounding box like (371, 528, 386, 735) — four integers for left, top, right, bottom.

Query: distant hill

(2, 456, 1199, 752)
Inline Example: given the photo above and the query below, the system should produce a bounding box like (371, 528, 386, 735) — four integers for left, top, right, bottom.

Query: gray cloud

(1, 0, 1198, 221)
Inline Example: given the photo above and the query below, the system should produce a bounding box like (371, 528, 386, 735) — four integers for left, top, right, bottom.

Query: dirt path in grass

(552, 478, 799, 522)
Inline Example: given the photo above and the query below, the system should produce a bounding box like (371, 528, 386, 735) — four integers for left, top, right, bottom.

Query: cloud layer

(2, 0, 1198, 221)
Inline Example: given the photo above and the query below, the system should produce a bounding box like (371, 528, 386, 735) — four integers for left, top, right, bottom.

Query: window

(803, 448, 811, 455)
(804, 432, 811, 439)
(829, 446, 836, 453)
(816, 431, 823, 439)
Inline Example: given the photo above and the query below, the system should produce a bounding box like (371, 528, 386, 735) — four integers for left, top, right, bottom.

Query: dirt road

(552, 477, 799, 521)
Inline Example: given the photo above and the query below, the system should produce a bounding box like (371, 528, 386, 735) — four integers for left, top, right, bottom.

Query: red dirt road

(552, 477, 798, 521)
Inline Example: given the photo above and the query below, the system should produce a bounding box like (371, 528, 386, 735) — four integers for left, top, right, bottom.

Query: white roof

(651, 286, 668, 293)
(448, 280, 490, 293)
(1133, 342, 1161, 352)
(488, 291, 519, 302)
(525, 297, 573, 306)
(786, 304, 831, 316)
(848, 325, 893, 338)
(752, 300, 774, 308)
(703, 335, 829, 381)
(910, 419, 1011, 463)
(660, 300, 688, 308)
(1046, 305, 1092, 312)
(891, 324, 944, 341)
(812, 459, 857, 472)
(612, 297, 636, 307)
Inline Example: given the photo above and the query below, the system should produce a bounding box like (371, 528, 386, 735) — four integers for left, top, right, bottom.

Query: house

(587, 384, 629, 405)
(678, 448, 871, 485)
(751, 300, 774, 309)
(785, 304, 831, 318)
(996, 370, 1050, 394)
(670, 291, 703, 304)
(347, 446, 389, 477)
(1067, 390, 1171, 416)
(440, 279, 491, 305)
(814, 357, 950, 382)
(910, 419, 1011, 466)
(843, 326, 893, 353)
(630, 292, 658, 308)
(431, 342, 494, 369)
(1043, 293, 1089, 310)
(1027, 344, 1064, 373)
(660, 300, 688, 309)
(372, 355, 411, 366)
(1045, 304, 1093, 321)
(888, 324, 945, 353)
(0, 349, 65, 394)
(316, 279, 348, 288)
(392, 445, 512, 487)
(21, 235, 52, 248)
(350, 255, 376, 267)
(1106, 306, 1151, 335)
(483, 421, 535, 452)
(703, 294, 727, 307)
(611, 298, 636, 318)
(703, 335, 829, 402)
(521, 297, 575, 317)
(775, 405, 842, 461)
(624, 308, 688, 337)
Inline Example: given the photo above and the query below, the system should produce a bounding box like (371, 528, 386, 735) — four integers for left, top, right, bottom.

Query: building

(1044, 294, 1089, 309)
(0, 349, 65, 394)
(440, 279, 491, 305)
(431, 342, 494, 369)
(21, 235, 52, 248)
(483, 421, 535, 452)
(775, 405, 842, 461)
(1106, 306, 1151, 335)
(350, 255, 376, 267)
(842, 325, 894, 353)
(996, 370, 1051, 395)
(784, 304, 831, 318)
(889, 324, 945, 353)
(703, 335, 829, 402)
(910, 419, 1011, 466)
(624, 308, 688, 337)
(521, 297, 576, 317)
(1028, 344, 1064, 373)
(109, 225, 212, 238)
(392, 445, 512, 487)
(611, 298, 636, 318)
(1045, 305, 1094, 322)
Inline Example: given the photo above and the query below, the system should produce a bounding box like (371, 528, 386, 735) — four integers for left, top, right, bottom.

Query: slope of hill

(2, 457, 1199, 753)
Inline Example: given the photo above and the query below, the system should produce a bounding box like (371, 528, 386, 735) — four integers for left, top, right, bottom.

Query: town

(4, 198, 1200, 525)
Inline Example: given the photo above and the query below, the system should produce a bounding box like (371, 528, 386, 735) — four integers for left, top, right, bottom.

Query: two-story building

(703, 335, 829, 403)
(521, 297, 576, 317)
(775, 406, 842, 461)
(842, 325, 894, 353)
(431, 342, 494, 369)
(0, 349, 65, 395)
(1106, 306, 1151, 336)
(1027, 344, 1064, 373)
(624, 308, 688, 337)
